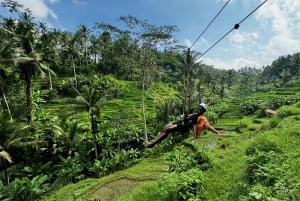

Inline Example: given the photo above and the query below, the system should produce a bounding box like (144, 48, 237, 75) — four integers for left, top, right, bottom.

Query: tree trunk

(25, 76, 32, 124)
(142, 72, 148, 141)
(48, 64, 53, 90)
(72, 57, 78, 89)
(3, 160, 9, 185)
(184, 48, 192, 113)
(2, 92, 13, 121)
(91, 114, 99, 159)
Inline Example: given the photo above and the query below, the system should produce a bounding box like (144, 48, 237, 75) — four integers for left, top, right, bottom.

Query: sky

(1, 0, 300, 70)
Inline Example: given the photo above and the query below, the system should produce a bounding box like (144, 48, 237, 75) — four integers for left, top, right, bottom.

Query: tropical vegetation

(0, 1, 299, 200)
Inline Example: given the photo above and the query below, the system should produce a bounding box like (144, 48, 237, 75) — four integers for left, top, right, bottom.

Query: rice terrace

(0, 0, 299, 200)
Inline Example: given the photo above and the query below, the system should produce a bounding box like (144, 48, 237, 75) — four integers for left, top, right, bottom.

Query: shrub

(0, 175, 50, 201)
(267, 118, 280, 130)
(277, 105, 300, 118)
(158, 168, 205, 201)
(90, 149, 141, 177)
(245, 139, 281, 156)
(245, 139, 282, 186)
(240, 101, 260, 115)
(164, 146, 211, 172)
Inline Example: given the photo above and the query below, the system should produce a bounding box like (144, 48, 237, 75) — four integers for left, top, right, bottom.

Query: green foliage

(245, 139, 281, 156)
(238, 119, 300, 201)
(241, 151, 300, 201)
(118, 181, 160, 201)
(0, 175, 50, 201)
(276, 105, 300, 118)
(164, 145, 211, 172)
(240, 100, 259, 115)
(210, 101, 229, 118)
(55, 153, 84, 183)
(265, 95, 300, 110)
(245, 140, 282, 186)
(16, 162, 54, 180)
(246, 151, 282, 185)
(90, 148, 141, 177)
(1, 2, 300, 200)
(157, 168, 206, 201)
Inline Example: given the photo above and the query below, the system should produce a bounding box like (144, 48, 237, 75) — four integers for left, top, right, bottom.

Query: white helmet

(199, 103, 207, 110)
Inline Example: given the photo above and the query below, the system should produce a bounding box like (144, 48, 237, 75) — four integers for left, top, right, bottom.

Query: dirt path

(85, 176, 157, 201)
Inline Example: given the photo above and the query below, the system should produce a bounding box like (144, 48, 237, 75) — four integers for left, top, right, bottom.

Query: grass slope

(40, 83, 300, 201)
(41, 103, 300, 201)
(41, 158, 168, 201)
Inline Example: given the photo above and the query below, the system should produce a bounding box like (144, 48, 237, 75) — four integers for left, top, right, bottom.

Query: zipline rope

(190, 0, 231, 50)
(198, 0, 269, 59)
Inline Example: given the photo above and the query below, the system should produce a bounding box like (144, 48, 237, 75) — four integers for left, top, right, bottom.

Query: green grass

(41, 158, 168, 201)
(117, 104, 300, 201)
(41, 114, 300, 201)
(39, 84, 300, 201)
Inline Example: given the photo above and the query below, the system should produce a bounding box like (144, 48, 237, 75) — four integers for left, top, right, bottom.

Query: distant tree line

(0, 0, 300, 200)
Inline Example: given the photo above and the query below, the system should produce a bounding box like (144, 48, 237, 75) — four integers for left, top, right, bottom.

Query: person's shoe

(143, 141, 154, 148)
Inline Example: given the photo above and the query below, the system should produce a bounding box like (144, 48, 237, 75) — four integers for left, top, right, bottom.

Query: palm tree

(60, 31, 80, 88)
(15, 12, 44, 123)
(37, 22, 58, 90)
(75, 24, 91, 67)
(52, 119, 81, 156)
(0, 24, 17, 121)
(182, 48, 202, 112)
(3, 11, 55, 123)
(73, 83, 106, 159)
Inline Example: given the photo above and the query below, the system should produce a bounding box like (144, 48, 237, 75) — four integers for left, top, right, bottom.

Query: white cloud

(72, 0, 87, 5)
(48, 0, 59, 3)
(17, 0, 57, 19)
(255, 0, 300, 60)
(203, 56, 259, 70)
(229, 31, 259, 44)
(184, 37, 210, 51)
(207, 0, 300, 70)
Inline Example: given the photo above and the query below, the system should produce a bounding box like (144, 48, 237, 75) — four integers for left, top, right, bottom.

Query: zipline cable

(198, 0, 268, 59)
(190, 0, 231, 50)
(184, 0, 230, 113)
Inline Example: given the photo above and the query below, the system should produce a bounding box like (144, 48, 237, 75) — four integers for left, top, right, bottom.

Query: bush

(245, 139, 281, 156)
(240, 101, 260, 115)
(164, 146, 211, 173)
(158, 168, 206, 201)
(277, 105, 300, 118)
(245, 139, 282, 185)
(0, 175, 50, 201)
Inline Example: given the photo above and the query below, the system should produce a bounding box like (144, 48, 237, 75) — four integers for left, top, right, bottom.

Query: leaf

(0, 150, 13, 163)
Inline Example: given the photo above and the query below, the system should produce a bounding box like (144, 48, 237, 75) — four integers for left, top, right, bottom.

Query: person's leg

(143, 124, 178, 148)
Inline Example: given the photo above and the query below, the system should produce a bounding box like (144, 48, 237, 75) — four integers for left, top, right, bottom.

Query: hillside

(40, 87, 300, 201)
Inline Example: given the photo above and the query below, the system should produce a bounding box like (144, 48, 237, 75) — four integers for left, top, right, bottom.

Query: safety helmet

(199, 103, 207, 110)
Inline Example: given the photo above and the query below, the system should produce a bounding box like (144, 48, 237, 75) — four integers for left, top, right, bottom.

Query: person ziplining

(143, 103, 224, 148)
(143, 0, 269, 149)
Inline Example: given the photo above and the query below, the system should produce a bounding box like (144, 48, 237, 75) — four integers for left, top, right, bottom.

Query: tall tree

(183, 49, 202, 112)
(1, 5, 55, 123)
(75, 24, 91, 67)
(0, 21, 19, 121)
(70, 76, 115, 159)
(119, 15, 178, 141)
(37, 22, 58, 90)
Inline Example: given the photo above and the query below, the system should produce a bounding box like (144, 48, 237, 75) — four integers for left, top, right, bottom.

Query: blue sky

(1, 0, 300, 70)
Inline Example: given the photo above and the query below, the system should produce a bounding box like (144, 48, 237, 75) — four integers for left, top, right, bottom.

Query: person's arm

(208, 126, 224, 136)
(193, 125, 198, 137)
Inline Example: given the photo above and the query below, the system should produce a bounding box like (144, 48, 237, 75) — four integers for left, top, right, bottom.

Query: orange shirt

(194, 115, 211, 138)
